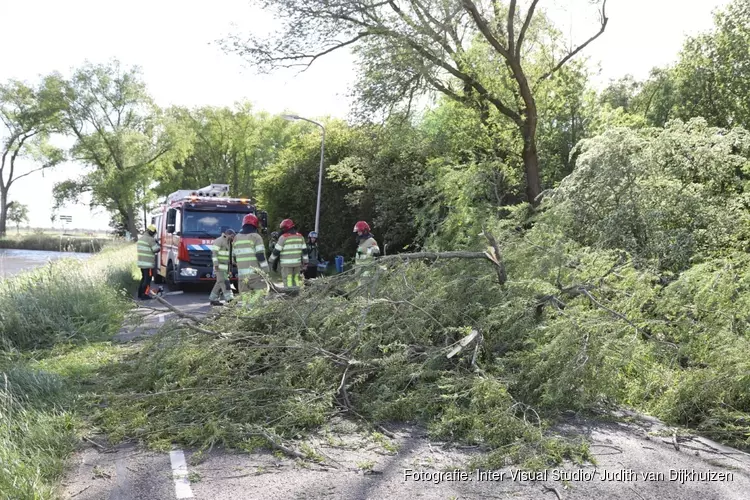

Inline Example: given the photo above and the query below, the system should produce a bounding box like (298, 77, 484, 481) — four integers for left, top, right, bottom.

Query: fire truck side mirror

(166, 208, 177, 234)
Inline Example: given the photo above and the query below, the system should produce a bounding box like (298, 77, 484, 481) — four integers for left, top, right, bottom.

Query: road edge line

(169, 449, 194, 499)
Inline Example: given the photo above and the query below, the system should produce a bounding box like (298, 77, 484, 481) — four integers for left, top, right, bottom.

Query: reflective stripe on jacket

(356, 236, 380, 264)
(269, 232, 309, 268)
(355, 236, 379, 277)
(233, 233, 268, 277)
(136, 234, 159, 269)
(211, 235, 232, 268)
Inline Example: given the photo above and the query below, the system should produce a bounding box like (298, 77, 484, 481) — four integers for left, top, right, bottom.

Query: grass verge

(0, 244, 135, 350)
(0, 244, 137, 499)
(0, 234, 111, 253)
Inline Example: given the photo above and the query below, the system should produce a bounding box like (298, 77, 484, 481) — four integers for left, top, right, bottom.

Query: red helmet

(280, 219, 295, 231)
(353, 221, 370, 233)
(242, 213, 259, 227)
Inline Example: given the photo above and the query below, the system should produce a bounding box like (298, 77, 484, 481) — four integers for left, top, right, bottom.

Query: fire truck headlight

(180, 267, 198, 277)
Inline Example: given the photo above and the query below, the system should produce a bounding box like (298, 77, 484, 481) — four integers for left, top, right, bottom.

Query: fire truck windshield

(182, 210, 247, 238)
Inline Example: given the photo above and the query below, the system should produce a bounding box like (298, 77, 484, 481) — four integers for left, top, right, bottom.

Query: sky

(0, 0, 731, 230)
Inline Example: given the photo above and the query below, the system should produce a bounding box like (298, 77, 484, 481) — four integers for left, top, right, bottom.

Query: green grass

(0, 367, 79, 500)
(0, 245, 136, 350)
(0, 233, 113, 253)
(0, 245, 138, 499)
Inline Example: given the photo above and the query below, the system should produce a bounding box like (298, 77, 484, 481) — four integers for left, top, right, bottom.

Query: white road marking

(169, 450, 194, 499)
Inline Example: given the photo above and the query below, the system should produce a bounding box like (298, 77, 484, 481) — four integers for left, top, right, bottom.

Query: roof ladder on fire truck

(195, 184, 230, 197)
(166, 184, 231, 204)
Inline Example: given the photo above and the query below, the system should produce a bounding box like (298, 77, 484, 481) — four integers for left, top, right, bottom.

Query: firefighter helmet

(242, 213, 259, 227)
(308, 231, 318, 239)
(147, 224, 157, 233)
(280, 219, 295, 231)
(353, 221, 370, 233)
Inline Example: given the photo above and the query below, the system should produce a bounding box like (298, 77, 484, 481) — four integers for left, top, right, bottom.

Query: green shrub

(548, 119, 750, 272)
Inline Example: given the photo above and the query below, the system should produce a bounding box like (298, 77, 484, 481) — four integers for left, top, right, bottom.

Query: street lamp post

(282, 114, 325, 234)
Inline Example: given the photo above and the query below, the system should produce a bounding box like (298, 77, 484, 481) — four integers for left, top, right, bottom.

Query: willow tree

(54, 61, 187, 238)
(0, 76, 65, 236)
(223, 0, 608, 204)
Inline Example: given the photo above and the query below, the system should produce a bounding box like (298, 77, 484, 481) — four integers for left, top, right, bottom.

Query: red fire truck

(150, 184, 267, 289)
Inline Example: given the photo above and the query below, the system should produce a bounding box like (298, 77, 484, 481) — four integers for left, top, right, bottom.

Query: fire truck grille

(188, 251, 212, 267)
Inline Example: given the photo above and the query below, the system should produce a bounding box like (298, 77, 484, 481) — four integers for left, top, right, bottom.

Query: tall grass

(0, 244, 136, 350)
(0, 368, 77, 500)
(0, 234, 112, 253)
(0, 244, 137, 499)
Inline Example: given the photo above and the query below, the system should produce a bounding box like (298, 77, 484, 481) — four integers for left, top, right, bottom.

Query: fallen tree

(92, 221, 750, 467)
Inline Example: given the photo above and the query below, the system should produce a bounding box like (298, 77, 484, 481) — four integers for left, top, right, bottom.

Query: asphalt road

(61, 414, 750, 500)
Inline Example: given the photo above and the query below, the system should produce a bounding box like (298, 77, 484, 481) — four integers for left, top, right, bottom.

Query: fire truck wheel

(166, 262, 183, 291)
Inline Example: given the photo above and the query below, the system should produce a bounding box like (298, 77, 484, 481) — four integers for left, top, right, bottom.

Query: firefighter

(268, 219, 308, 292)
(233, 213, 269, 298)
(268, 231, 280, 272)
(136, 224, 160, 300)
(304, 231, 321, 279)
(354, 221, 380, 278)
(209, 227, 236, 306)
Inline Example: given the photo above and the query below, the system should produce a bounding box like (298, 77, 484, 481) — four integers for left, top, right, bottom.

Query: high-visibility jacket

(211, 235, 232, 271)
(269, 231, 309, 269)
(136, 233, 160, 269)
(233, 231, 268, 277)
(355, 234, 380, 277)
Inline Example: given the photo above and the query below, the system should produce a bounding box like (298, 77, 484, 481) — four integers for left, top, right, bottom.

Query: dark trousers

(138, 268, 153, 298)
(304, 266, 318, 280)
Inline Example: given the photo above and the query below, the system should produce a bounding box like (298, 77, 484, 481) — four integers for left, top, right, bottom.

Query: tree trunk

(521, 120, 542, 205)
(0, 190, 8, 237)
(125, 206, 138, 241)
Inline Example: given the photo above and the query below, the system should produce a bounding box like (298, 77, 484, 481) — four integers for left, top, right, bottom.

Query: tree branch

(300, 32, 374, 71)
(377, 251, 491, 261)
(537, 0, 608, 83)
(5, 132, 38, 189)
(8, 164, 54, 186)
(516, 0, 540, 57)
(507, 0, 517, 55)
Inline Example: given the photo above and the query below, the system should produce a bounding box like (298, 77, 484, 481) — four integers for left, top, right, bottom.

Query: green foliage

(672, 0, 750, 129)
(95, 258, 591, 466)
(536, 63, 599, 186)
(6, 202, 29, 231)
(547, 119, 750, 272)
(617, 0, 750, 130)
(157, 104, 293, 199)
(0, 75, 66, 236)
(54, 60, 190, 238)
(257, 119, 366, 257)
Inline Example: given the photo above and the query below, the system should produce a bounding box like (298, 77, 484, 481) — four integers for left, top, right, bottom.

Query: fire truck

(150, 184, 268, 289)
